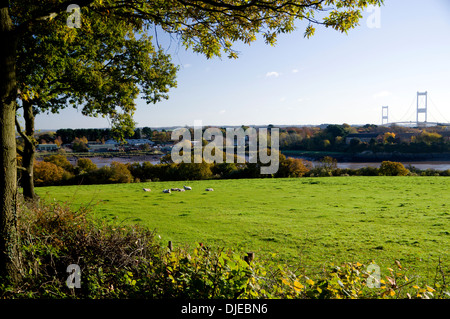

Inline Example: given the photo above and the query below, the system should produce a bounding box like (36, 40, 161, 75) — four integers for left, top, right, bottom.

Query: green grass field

(37, 176, 450, 280)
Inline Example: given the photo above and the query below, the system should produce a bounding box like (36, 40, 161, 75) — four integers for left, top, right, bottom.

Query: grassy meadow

(37, 176, 450, 281)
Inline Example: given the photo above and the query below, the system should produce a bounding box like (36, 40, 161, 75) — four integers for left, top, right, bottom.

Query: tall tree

(15, 9, 178, 200)
(1, 0, 21, 284)
(1, 0, 383, 284)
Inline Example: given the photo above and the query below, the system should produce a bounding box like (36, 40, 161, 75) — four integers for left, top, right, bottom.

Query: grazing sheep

(184, 185, 192, 190)
(142, 188, 151, 192)
(205, 188, 214, 191)
(171, 188, 181, 192)
(179, 189, 185, 192)
(163, 189, 171, 193)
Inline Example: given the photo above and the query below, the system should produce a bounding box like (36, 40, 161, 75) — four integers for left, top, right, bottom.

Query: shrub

(308, 156, 338, 177)
(76, 158, 97, 174)
(441, 169, 450, 176)
(276, 157, 312, 178)
(33, 161, 65, 186)
(72, 137, 89, 152)
(127, 161, 165, 182)
(319, 156, 338, 170)
(210, 162, 239, 178)
(81, 161, 133, 184)
(356, 166, 379, 176)
(6, 199, 162, 298)
(84, 166, 113, 184)
(43, 154, 74, 172)
(109, 161, 133, 183)
(379, 161, 410, 176)
(176, 162, 213, 180)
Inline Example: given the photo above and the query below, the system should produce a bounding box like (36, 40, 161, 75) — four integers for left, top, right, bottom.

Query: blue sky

(36, 0, 450, 130)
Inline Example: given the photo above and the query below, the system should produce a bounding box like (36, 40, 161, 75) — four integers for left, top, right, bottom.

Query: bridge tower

(416, 91, 428, 126)
(382, 106, 389, 125)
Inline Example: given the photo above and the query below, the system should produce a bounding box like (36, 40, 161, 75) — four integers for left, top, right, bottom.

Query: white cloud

(280, 97, 287, 102)
(183, 63, 192, 68)
(219, 110, 226, 114)
(297, 97, 311, 104)
(266, 71, 280, 78)
(372, 90, 391, 99)
(292, 69, 299, 73)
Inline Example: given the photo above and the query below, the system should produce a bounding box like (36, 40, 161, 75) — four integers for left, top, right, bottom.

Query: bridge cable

(428, 95, 450, 124)
(395, 96, 417, 123)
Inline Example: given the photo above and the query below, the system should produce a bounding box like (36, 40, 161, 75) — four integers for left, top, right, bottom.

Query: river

(284, 155, 450, 170)
(331, 161, 450, 171)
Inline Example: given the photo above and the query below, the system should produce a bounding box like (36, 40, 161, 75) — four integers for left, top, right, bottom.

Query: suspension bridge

(380, 91, 450, 127)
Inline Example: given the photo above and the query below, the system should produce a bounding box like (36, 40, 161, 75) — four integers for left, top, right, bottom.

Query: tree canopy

(16, 7, 178, 136)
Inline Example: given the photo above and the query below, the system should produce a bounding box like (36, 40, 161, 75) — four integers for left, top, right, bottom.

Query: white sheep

(142, 188, 151, 192)
(171, 188, 181, 192)
(205, 188, 214, 191)
(163, 189, 171, 193)
(184, 185, 192, 190)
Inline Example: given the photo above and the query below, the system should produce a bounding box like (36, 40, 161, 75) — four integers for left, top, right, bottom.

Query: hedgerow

(1, 198, 448, 299)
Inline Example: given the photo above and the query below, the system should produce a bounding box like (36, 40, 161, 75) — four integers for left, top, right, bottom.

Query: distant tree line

(279, 124, 450, 153)
(34, 127, 173, 145)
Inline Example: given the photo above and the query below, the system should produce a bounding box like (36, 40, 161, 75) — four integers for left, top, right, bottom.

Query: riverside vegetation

(28, 154, 450, 188)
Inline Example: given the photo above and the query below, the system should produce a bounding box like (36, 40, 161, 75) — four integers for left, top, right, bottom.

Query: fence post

(244, 252, 255, 264)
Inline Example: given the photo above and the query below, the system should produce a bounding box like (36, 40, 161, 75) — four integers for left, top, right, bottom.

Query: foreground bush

(1, 199, 448, 299)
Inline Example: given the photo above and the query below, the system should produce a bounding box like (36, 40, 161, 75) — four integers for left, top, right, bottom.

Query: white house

(126, 139, 155, 146)
(36, 144, 59, 152)
(105, 139, 155, 146)
(88, 144, 119, 152)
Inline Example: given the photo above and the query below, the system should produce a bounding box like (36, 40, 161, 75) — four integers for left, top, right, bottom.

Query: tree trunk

(0, 3, 20, 284)
(19, 99, 37, 201)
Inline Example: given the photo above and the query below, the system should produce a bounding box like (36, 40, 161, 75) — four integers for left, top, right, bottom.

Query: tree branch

(14, 0, 96, 35)
(17, 166, 27, 172)
(16, 147, 24, 157)
(15, 115, 33, 147)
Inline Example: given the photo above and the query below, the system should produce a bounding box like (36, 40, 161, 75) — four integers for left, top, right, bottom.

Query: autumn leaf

(293, 281, 304, 291)
(306, 278, 315, 285)
(386, 276, 396, 286)
(281, 278, 290, 286)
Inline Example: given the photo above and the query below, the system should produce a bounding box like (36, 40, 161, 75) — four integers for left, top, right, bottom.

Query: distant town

(25, 123, 450, 164)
